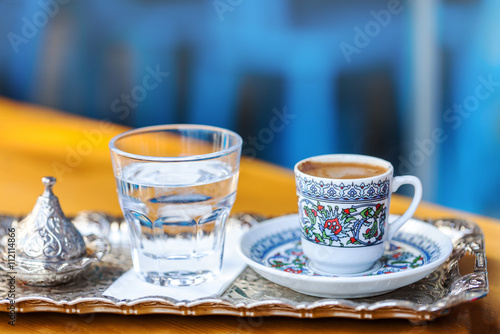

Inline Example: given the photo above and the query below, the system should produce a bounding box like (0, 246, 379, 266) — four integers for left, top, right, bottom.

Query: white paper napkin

(103, 225, 247, 302)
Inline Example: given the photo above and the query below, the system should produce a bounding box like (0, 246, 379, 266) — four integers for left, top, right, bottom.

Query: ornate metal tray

(0, 212, 488, 324)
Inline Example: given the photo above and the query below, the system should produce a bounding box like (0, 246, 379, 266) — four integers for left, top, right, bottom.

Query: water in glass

(116, 160, 238, 286)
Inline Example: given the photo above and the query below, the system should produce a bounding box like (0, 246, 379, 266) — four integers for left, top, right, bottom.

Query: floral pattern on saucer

(241, 214, 453, 298)
(251, 228, 441, 277)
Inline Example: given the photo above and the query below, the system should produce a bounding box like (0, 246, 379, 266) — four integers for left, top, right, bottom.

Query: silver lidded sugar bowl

(0, 177, 110, 286)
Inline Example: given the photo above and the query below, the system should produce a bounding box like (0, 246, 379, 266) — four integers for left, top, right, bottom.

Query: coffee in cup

(298, 161, 388, 179)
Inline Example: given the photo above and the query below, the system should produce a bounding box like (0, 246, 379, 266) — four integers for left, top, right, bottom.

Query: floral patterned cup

(295, 154, 422, 275)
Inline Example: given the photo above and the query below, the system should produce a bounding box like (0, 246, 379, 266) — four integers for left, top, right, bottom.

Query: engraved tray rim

(0, 213, 489, 322)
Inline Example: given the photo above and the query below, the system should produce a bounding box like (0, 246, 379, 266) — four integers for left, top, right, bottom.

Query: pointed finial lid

(41, 176, 56, 197)
(16, 177, 87, 262)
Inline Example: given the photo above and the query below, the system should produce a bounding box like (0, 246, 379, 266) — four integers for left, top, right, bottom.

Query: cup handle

(387, 175, 423, 240)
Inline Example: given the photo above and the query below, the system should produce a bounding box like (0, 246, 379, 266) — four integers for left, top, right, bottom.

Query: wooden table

(0, 97, 498, 333)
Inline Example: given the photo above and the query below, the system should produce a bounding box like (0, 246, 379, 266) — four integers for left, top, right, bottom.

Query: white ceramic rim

(237, 214, 453, 284)
(294, 154, 394, 182)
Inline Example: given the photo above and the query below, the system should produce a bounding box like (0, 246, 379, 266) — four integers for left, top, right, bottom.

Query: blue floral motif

(393, 233, 441, 262)
(249, 228, 300, 263)
(296, 175, 390, 202)
(256, 233, 436, 277)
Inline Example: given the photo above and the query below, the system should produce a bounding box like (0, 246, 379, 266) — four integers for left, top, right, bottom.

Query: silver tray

(0, 213, 488, 324)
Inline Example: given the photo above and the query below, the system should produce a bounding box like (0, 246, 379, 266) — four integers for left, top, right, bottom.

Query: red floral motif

(350, 237, 357, 243)
(376, 203, 382, 211)
(317, 205, 324, 210)
(285, 268, 303, 274)
(304, 209, 318, 217)
(324, 218, 342, 235)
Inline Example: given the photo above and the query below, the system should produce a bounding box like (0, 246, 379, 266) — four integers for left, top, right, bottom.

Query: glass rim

(109, 124, 243, 162)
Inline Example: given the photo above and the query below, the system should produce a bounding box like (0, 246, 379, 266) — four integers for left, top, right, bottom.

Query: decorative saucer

(238, 214, 453, 298)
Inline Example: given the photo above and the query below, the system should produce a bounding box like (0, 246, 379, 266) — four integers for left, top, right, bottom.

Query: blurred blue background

(1, 0, 500, 218)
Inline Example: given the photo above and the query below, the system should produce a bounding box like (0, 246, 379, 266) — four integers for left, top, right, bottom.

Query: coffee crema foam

(299, 161, 388, 179)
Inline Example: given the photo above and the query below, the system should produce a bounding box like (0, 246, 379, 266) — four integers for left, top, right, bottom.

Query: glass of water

(109, 124, 242, 286)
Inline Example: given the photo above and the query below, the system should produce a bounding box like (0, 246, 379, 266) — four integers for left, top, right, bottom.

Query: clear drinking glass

(109, 124, 242, 286)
